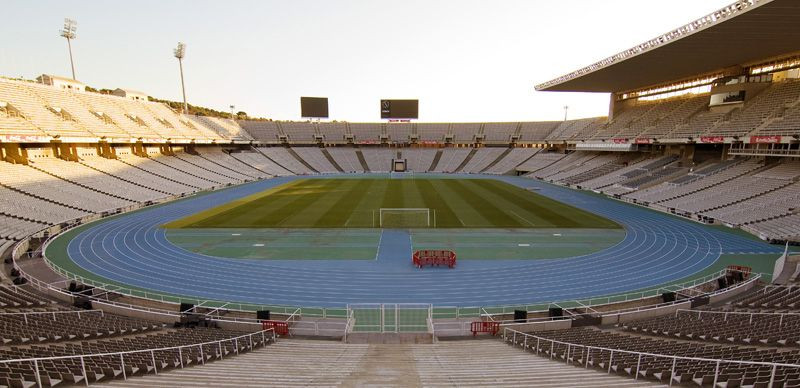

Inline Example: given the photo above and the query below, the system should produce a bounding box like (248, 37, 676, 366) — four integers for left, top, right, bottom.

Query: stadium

(1, 0, 800, 386)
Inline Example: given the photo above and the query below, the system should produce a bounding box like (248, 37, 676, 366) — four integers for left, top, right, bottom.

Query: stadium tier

(2, 0, 800, 386)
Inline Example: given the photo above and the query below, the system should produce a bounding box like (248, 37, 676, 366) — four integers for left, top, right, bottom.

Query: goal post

(375, 208, 435, 228)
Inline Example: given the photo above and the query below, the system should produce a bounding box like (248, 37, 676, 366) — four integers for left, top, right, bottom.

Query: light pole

(230, 105, 236, 120)
(563, 105, 569, 121)
(60, 18, 78, 80)
(174, 42, 188, 114)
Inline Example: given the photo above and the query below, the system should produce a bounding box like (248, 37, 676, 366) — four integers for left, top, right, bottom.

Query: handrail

(0, 309, 103, 317)
(16, 268, 267, 327)
(0, 328, 275, 364)
(0, 309, 104, 324)
(285, 307, 302, 323)
(676, 308, 800, 318)
(498, 273, 760, 326)
(503, 327, 800, 385)
(460, 267, 738, 320)
(675, 308, 800, 327)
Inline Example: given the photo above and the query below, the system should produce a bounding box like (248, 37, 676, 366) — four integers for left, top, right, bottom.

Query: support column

(97, 141, 115, 158)
(160, 144, 174, 156)
(1, 143, 28, 164)
(52, 141, 78, 161)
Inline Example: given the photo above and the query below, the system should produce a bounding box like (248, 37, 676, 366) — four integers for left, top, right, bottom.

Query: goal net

(376, 208, 433, 228)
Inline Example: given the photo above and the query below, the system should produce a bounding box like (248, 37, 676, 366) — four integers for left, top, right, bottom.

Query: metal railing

(0, 309, 104, 324)
(1, 328, 275, 388)
(432, 273, 758, 336)
(503, 327, 800, 387)
(675, 308, 800, 326)
(346, 303, 433, 333)
(498, 272, 760, 327)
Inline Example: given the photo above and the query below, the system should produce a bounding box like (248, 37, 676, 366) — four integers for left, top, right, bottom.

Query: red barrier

(261, 320, 289, 336)
(413, 250, 456, 269)
(470, 321, 500, 336)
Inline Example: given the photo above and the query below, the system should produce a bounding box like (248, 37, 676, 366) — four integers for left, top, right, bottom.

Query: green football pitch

(164, 177, 620, 229)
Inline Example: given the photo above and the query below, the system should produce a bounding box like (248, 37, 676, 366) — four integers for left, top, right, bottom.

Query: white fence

(503, 327, 800, 387)
(0, 328, 275, 388)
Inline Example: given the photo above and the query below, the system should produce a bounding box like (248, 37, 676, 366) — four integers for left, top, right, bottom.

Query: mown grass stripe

(168, 177, 620, 229)
(477, 179, 619, 229)
(427, 179, 486, 226)
(283, 180, 360, 227)
(415, 179, 461, 227)
(163, 180, 304, 228)
(314, 179, 377, 227)
(445, 179, 524, 227)
(192, 180, 322, 227)
(262, 180, 344, 227)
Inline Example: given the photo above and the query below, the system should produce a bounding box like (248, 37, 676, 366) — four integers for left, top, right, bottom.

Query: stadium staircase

(0, 182, 94, 214)
(150, 157, 225, 186)
(253, 147, 296, 174)
(117, 158, 204, 190)
(173, 154, 248, 182)
(453, 148, 478, 173)
(428, 149, 444, 172)
(77, 160, 177, 197)
(355, 149, 370, 172)
(285, 147, 319, 173)
(320, 148, 345, 172)
(197, 153, 262, 179)
(27, 162, 136, 203)
(102, 339, 666, 387)
(229, 151, 277, 176)
(479, 147, 513, 173)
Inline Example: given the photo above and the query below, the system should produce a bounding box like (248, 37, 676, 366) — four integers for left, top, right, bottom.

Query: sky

(0, 0, 735, 122)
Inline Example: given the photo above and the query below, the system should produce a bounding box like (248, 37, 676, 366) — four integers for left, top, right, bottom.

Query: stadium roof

(536, 0, 800, 93)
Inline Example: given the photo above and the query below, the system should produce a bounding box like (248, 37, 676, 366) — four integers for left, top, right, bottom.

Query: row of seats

(0, 284, 269, 388)
(521, 151, 799, 241)
(0, 327, 267, 387)
(620, 311, 800, 347)
(0, 148, 304, 244)
(240, 120, 564, 143)
(4, 77, 800, 144)
(0, 78, 239, 142)
(0, 312, 164, 345)
(513, 327, 800, 387)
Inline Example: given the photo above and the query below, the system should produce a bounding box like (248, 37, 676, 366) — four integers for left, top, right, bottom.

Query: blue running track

(61, 174, 782, 307)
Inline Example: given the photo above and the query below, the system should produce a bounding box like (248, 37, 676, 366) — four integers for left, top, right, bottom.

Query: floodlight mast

(59, 18, 78, 80)
(174, 42, 188, 114)
(563, 105, 569, 121)
(230, 105, 235, 120)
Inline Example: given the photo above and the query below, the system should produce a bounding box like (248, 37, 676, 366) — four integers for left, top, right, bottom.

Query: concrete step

(101, 339, 668, 387)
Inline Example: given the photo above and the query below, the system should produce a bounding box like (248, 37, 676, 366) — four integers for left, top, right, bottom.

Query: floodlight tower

(230, 105, 236, 120)
(174, 42, 188, 114)
(563, 105, 569, 121)
(59, 18, 78, 80)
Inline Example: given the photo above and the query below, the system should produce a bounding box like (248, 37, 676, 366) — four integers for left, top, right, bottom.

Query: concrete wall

(601, 301, 691, 325)
(346, 332, 433, 344)
(500, 318, 572, 333)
